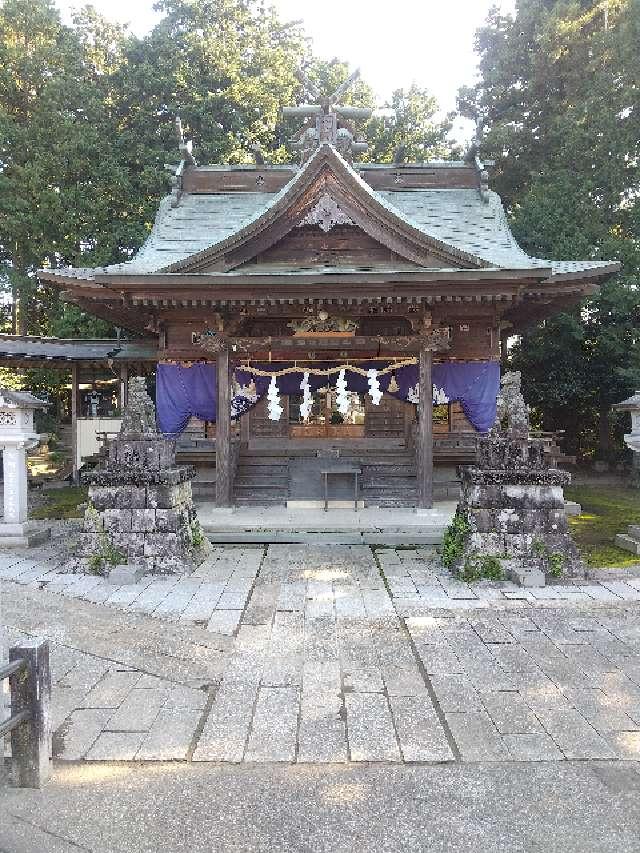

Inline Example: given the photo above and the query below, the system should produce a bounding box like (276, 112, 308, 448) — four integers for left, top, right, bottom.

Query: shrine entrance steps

(233, 442, 461, 508)
(197, 503, 456, 545)
(235, 444, 420, 507)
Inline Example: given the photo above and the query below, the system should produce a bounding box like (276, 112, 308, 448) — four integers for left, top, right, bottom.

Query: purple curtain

(156, 362, 217, 435)
(156, 360, 500, 435)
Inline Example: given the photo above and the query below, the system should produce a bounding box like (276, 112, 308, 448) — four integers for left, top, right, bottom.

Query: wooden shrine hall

(35, 84, 619, 511)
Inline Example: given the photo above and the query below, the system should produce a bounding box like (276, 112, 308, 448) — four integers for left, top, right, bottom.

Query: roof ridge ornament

(175, 116, 196, 167)
(465, 120, 494, 204)
(283, 69, 372, 164)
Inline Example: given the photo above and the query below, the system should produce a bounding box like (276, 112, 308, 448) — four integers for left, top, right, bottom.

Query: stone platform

(0, 520, 50, 548)
(197, 503, 457, 545)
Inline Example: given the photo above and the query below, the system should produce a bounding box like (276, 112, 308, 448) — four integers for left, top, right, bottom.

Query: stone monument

(612, 391, 640, 554)
(0, 389, 50, 547)
(75, 377, 205, 574)
(452, 372, 584, 586)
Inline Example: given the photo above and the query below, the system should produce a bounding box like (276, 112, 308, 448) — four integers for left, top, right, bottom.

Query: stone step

(362, 466, 416, 476)
(234, 496, 286, 507)
(234, 483, 288, 493)
(236, 466, 289, 476)
(234, 480, 289, 490)
(615, 533, 640, 555)
(362, 485, 418, 495)
(366, 499, 417, 508)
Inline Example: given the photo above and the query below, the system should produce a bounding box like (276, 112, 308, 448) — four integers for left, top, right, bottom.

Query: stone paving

(3, 543, 640, 765)
(0, 543, 262, 635)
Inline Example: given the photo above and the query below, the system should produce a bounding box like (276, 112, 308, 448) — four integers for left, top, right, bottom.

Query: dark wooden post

(417, 347, 434, 509)
(9, 640, 51, 788)
(119, 364, 129, 412)
(500, 326, 511, 364)
(71, 363, 79, 485)
(216, 347, 232, 506)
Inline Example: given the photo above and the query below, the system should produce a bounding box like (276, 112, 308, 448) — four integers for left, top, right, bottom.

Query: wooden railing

(1, 640, 51, 788)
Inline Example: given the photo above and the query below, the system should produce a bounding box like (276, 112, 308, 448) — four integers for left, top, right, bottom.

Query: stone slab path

(3, 543, 640, 765)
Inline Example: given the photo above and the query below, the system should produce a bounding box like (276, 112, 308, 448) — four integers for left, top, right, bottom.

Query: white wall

(76, 417, 122, 468)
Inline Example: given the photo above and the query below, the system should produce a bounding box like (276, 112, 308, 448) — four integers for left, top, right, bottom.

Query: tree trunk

(597, 406, 611, 460)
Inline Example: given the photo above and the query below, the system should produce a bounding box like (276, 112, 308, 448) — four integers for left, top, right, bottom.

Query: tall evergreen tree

(459, 0, 640, 460)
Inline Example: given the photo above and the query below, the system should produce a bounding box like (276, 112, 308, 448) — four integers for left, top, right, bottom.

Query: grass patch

(565, 484, 640, 568)
(31, 486, 88, 520)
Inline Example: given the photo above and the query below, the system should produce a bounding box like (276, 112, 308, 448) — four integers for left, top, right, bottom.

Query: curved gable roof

(160, 144, 489, 273)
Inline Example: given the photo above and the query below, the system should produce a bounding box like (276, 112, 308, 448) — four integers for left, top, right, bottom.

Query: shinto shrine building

(28, 92, 618, 510)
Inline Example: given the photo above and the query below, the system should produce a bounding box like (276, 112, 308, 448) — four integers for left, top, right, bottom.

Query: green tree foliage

(460, 0, 640, 460)
(0, 1, 152, 335)
(115, 0, 308, 168)
(365, 85, 456, 163)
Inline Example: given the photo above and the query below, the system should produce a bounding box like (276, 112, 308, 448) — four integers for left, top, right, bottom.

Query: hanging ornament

(267, 375, 283, 421)
(335, 368, 351, 416)
(407, 383, 420, 405)
(367, 368, 383, 406)
(300, 371, 313, 422)
(433, 385, 450, 405)
(247, 378, 257, 399)
(388, 373, 399, 394)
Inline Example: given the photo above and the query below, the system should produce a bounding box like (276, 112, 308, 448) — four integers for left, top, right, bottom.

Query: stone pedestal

(455, 435, 584, 585)
(74, 378, 205, 574)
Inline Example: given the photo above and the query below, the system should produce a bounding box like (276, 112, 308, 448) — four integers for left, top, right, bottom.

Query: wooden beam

(416, 348, 434, 509)
(71, 363, 79, 485)
(215, 348, 232, 507)
(195, 334, 428, 357)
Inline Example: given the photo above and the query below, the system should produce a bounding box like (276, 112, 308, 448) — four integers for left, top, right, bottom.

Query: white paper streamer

(335, 368, 350, 416)
(267, 375, 283, 421)
(433, 385, 450, 405)
(300, 371, 313, 422)
(367, 368, 383, 405)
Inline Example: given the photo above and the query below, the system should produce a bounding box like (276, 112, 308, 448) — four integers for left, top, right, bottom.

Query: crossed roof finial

(283, 68, 372, 163)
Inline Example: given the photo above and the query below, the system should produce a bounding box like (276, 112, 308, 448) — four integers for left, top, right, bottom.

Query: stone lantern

(613, 391, 640, 485)
(611, 391, 640, 555)
(0, 389, 50, 546)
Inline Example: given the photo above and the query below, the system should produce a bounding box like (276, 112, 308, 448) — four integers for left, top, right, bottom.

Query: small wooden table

(320, 466, 361, 512)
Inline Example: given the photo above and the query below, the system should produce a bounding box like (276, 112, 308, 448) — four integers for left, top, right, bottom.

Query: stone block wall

(75, 434, 204, 574)
(455, 436, 585, 581)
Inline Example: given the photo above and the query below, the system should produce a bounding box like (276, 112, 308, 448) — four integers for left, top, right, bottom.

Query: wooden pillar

(500, 327, 511, 365)
(10, 639, 51, 788)
(417, 347, 434, 509)
(119, 364, 129, 412)
(216, 348, 232, 506)
(71, 363, 79, 485)
(404, 404, 415, 450)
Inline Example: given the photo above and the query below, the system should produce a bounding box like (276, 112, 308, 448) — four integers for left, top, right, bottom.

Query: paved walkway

(4, 762, 640, 852)
(3, 543, 640, 765)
